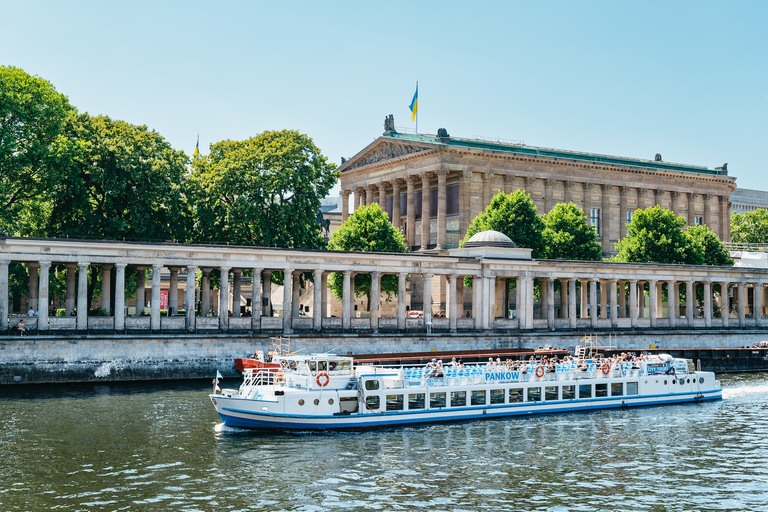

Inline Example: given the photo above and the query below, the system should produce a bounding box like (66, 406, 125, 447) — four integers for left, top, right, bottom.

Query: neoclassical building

(338, 126, 736, 254)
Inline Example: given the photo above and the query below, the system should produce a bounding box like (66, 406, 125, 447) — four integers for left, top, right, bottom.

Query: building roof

(463, 230, 518, 249)
(381, 132, 725, 177)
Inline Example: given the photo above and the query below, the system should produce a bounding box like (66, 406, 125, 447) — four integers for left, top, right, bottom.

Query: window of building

(471, 390, 486, 405)
(627, 211, 634, 224)
(509, 388, 524, 403)
(386, 395, 404, 411)
(545, 386, 558, 401)
(562, 385, 575, 400)
(414, 190, 422, 220)
(490, 389, 505, 404)
(527, 387, 542, 402)
(446, 183, 460, 216)
(386, 195, 393, 217)
(400, 193, 407, 217)
(451, 391, 467, 407)
(695, 216, 703, 226)
(408, 393, 425, 410)
(590, 208, 600, 234)
(430, 392, 446, 408)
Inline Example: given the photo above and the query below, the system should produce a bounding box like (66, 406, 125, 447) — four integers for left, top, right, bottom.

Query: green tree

(44, 113, 191, 242)
(684, 224, 733, 266)
(613, 206, 689, 263)
(327, 203, 406, 308)
(542, 202, 602, 260)
(731, 209, 768, 244)
(460, 190, 545, 257)
(0, 65, 74, 235)
(188, 129, 338, 249)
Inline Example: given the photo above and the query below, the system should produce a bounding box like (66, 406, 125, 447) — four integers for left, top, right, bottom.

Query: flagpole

(415, 81, 418, 135)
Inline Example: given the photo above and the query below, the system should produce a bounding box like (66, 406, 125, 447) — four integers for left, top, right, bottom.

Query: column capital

(671, 191, 681, 199)
(629, 279, 638, 284)
(231, 268, 242, 275)
(78, 262, 90, 268)
(546, 178, 556, 187)
(564, 180, 575, 191)
(504, 174, 514, 185)
(524, 176, 536, 188)
(313, 268, 323, 276)
(405, 174, 417, 185)
(341, 189, 351, 198)
(461, 170, 474, 181)
(28, 262, 39, 269)
(653, 189, 663, 198)
(423, 273, 434, 279)
(115, 263, 127, 269)
(482, 172, 495, 182)
(38, 260, 52, 267)
(436, 169, 448, 180)
(152, 263, 164, 270)
(620, 186, 631, 194)
(639, 188, 648, 196)
(377, 181, 387, 191)
(355, 186, 365, 194)
(419, 171, 431, 182)
(601, 183, 612, 193)
(342, 270, 352, 276)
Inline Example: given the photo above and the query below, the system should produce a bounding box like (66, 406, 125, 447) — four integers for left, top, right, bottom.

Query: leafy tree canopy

(685, 224, 733, 266)
(460, 190, 545, 257)
(731, 209, 768, 244)
(188, 130, 338, 248)
(327, 203, 406, 306)
(44, 113, 191, 242)
(542, 202, 602, 260)
(0, 65, 74, 235)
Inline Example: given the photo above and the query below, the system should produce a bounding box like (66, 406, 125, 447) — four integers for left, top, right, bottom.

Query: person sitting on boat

(329, 361, 337, 372)
(457, 359, 465, 370)
(486, 357, 496, 370)
(450, 357, 458, 368)
(425, 359, 439, 378)
(435, 360, 444, 378)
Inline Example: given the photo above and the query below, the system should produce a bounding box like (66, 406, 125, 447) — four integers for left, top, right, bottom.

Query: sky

(2, 0, 767, 193)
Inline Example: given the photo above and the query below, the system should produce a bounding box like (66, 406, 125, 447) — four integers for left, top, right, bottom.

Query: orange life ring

(316, 371, 330, 387)
(601, 363, 610, 375)
(274, 371, 285, 384)
(535, 366, 544, 378)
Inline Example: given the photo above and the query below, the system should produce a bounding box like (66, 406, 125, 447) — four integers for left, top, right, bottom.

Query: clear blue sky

(2, 1, 766, 192)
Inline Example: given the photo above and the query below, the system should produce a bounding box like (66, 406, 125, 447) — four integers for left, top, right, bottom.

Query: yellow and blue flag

(193, 135, 200, 158)
(409, 84, 418, 122)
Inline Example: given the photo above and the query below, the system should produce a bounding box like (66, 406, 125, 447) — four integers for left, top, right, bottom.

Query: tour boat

(210, 352, 722, 431)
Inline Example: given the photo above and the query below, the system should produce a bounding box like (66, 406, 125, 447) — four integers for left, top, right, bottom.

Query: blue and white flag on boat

(216, 370, 223, 381)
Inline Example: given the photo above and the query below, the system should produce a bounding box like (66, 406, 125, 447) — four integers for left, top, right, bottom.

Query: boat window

(490, 389, 505, 404)
(339, 360, 352, 372)
(611, 383, 623, 396)
(408, 393, 425, 410)
(318, 361, 328, 372)
(545, 386, 558, 401)
(430, 392, 446, 408)
(627, 382, 638, 395)
(328, 361, 338, 372)
(386, 395, 404, 411)
(578, 384, 592, 399)
(451, 391, 467, 407)
(509, 387, 524, 403)
(595, 383, 608, 397)
(471, 390, 486, 406)
(366, 396, 380, 410)
(562, 385, 575, 400)
(527, 387, 542, 402)
(365, 380, 379, 391)
(309, 361, 317, 372)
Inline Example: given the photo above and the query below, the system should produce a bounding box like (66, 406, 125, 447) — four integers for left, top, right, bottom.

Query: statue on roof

(655, 153, 662, 162)
(384, 114, 395, 133)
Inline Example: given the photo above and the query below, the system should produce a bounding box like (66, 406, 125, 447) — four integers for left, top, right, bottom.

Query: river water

(1, 372, 767, 512)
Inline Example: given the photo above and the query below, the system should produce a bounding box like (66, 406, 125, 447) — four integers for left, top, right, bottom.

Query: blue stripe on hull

(216, 392, 722, 431)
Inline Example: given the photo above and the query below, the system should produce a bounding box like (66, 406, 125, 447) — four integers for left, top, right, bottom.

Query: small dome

(464, 230, 518, 248)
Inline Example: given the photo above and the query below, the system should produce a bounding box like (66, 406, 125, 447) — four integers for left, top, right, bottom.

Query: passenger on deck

(425, 359, 439, 378)
(457, 359, 465, 370)
(450, 357, 458, 368)
(486, 357, 496, 370)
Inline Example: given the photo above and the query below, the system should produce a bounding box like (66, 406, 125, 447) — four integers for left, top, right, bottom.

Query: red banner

(160, 290, 168, 310)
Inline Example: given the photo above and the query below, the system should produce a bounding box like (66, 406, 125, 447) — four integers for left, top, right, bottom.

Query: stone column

(686, 280, 695, 327)
(77, 262, 89, 330)
(459, 171, 473, 239)
(482, 173, 494, 208)
(649, 279, 658, 328)
(619, 187, 630, 239)
(687, 193, 696, 226)
(65, 263, 76, 315)
(580, 280, 588, 319)
(283, 268, 293, 334)
(364, 185, 371, 205)
(201, 269, 211, 316)
(589, 279, 598, 328)
(115, 264, 126, 331)
(342, 270, 352, 331)
(313, 269, 323, 332)
(252, 268, 262, 331)
(378, 182, 387, 215)
(391, 179, 401, 230)
(473, 275, 482, 328)
(449, 275, 458, 333)
(720, 281, 730, 328)
(618, 281, 626, 318)
(515, 277, 522, 325)
(341, 190, 350, 222)
(568, 279, 577, 329)
(559, 279, 569, 319)
(608, 280, 618, 328)
(263, 271, 272, 316)
(673, 282, 681, 319)
(321, 272, 329, 319)
(653, 189, 663, 208)
(540, 278, 548, 320)
(704, 281, 712, 329)
(521, 276, 534, 330)
(292, 271, 301, 318)
(406, 175, 416, 250)
(370, 271, 381, 332)
(232, 269, 242, 317)
(28, 263, 39, 312)
(186, 266, 196, 332)
(720, 196, 731, 241)
(424, 274, 433, 329)
(420, 172, 431, 250)
(219, 267, 230, 332)
(599, 280, 608, 319)
(354, 187, 362, 210)
(738, 282, 746, 328)
(667, 281, 676, 328)
(702, 194, 712, 228)
(397, 272, 407, 331)
(601, 184, 612, 254)
(564, 180, 575, 207)
(582, 183, 593, 230)
(101, 265, 113, 315)
(656, 282, 663, 319)
(0, 261, 8, 332)
(639, 281, 646, 318)
(436, 170, 448, 250)
(167, 267, 178, 315)
(38, 261, 50, 331)
(671, 191, 682, 218)
(151, 264, 162, 331)
(543, 179, 554, 213)
(629, 279, 638, 329)
(756, 281, 764, 327)
(547, 278, 555, 331)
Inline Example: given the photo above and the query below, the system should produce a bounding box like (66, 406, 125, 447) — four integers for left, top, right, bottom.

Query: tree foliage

(731, 209, 768, 244)
(327, 203, 406, 306)
(460, 190, 545, 257)
(0, 65, 74, 235)
(542, 202, 602, 260)
(45, 113, 191, 241)
(613, 206, 732, 266)
(188, 130, 338, 248)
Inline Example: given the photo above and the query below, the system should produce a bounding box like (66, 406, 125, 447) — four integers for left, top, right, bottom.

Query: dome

(463, 230, 518, 249)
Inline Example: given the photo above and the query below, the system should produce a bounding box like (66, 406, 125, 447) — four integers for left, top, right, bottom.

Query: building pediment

(341, 137, 434, 172)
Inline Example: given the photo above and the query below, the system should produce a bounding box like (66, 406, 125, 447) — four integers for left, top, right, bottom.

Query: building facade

(730, 188, 768, 216)
(338, 127, 736, 255)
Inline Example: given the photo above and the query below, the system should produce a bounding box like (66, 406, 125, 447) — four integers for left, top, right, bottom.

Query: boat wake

(722, 383, 768, 399)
